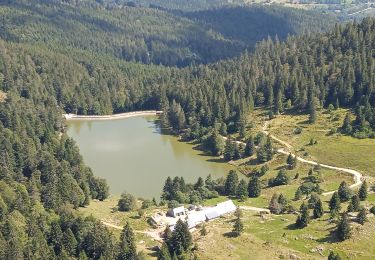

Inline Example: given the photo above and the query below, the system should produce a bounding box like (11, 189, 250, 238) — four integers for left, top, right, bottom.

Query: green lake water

(67, 115, 232, 199)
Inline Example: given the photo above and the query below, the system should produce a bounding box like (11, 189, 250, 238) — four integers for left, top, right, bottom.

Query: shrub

(118, 192, 137, 212)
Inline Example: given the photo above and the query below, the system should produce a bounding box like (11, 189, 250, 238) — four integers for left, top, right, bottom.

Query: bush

(294, 127, 302, 134)
(118, 192, 137, 212)
(370, 206, 375, 215)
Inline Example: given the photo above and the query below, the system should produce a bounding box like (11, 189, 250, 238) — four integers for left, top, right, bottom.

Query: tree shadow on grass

(246, 158, 260, 166)
(316, 228, 340, 243)
(285, 223, 300, 230)
(223, 231, 238, 238)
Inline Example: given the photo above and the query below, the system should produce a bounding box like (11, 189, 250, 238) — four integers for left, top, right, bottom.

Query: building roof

(205, 209, 220, 220)
(172, 206, 185, 215)
(215, 200, 236, 215)
(187, 211, 206, 228)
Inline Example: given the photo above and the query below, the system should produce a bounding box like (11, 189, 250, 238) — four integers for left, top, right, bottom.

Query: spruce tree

(248, 176, 261, 198)
(233, 217, 244, 237)
(357, 207, 367, 225)
(336, 214, 351, 241)
(237, 179, 248, 201)
(328, 251, 342, 260)
(157, 243, 171, 260)
(358, 180, 368, 201)
(170, 219, 192, 255)
(244, 135, 255, 157)
(341, 113, 352, 134)
(286, 153, 294, 169)
(329, 192, 341, 215)
(296, 202, 309, 228)
(313, 198, 324, 219)
(338, 181, 351, 202)
(224, 138, 235, 161)
(118, 222, 137, 260)
(347, 194, 360, 212)
(225, 170, 239, 197)
(269, 193, 281, 214)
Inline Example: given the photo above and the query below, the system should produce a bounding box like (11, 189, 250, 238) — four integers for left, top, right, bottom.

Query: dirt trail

(262, 121, 363, 196)
(101, 221, 163, 242)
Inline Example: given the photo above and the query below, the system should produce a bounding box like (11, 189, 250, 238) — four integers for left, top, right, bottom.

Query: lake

(67, 115, 232, 199)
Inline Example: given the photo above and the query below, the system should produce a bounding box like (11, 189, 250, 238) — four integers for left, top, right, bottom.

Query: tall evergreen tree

(118, 222, 137, 260)
(357, 207, 367, 225)
(236, 179, 248, 201)
(347, 194, 360, 212)
(329, 192, 341, 215)
(248, 176, 261, 198)
(358, 180, 368, 201)
(296, 202, 309, 228)
(225, 170, 239, 197)
(233, 217, 244, 237)
(336, 214, 351, 241)
(244, 135, 255, 157)
(338, 181, 351, 202)
(313, 198, 324, 219)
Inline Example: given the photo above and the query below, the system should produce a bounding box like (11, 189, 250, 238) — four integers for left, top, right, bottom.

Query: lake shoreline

(63, 110, 163, 121)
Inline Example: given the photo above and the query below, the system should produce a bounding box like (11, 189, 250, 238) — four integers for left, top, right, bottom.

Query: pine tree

(236, 179, 248, 201)
(244, 135, 255, 157)
(269, 193, 281, 214)
(357, 207, 367, 225)
(296, 202, 309, 228)
(248, 176, 261, 198)
(224, 138, 235, 161)
(225, 170, 239, 197)
(118, 222, 137, 260)
(336, 214, 351, 241)
(341, 113, 352, 134)
(338, 181, 351, 202)
(286, 153, 296, 169)
(358, 180, 368, 201)
(347, 194, 360, 212)
(200, 224, 207, 236)
(329, 192, 341, 215)
(157, 243, 171, 260)
(62, 228, 77, 256)
(313, 198, 324, 218)
(328, 251, 342, 260)
(170, 219, 192, 256)
(233, 217, 244, 237)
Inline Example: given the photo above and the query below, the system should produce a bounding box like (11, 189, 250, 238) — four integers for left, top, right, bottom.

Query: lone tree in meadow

(296, 202, 309, 228)
(248, 176, 261, 198)
(336, 213, 351, 241)
(357, 207, 367, 225)
(338, 181, 351, 202)
(286, 153, 297, 169)
(359, 180, 368, 201)
(328, 251, 342, 260)
(233, 216, 244, 237)
(118, 192, 137, 212)
(329, 192, 341, 216)
(269, 193, 282, 214)
(313, 198, 324, 219)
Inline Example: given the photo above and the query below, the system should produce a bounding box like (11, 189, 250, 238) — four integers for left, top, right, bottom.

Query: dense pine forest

(0, 0, 375, 258)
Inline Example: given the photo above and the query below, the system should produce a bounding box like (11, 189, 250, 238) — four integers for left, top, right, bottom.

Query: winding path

(261, 121, 363, 196)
